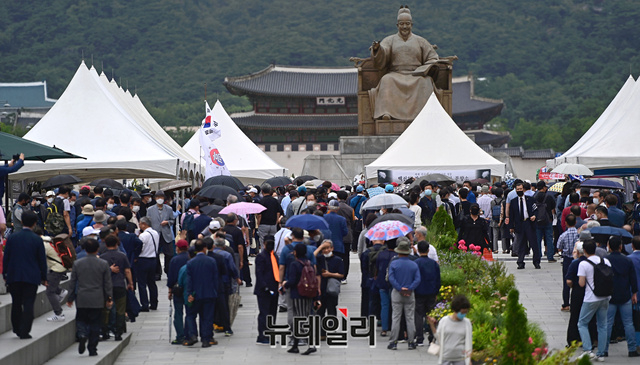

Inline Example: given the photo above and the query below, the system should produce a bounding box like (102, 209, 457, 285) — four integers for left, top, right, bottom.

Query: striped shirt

(556, 227, 579, 258)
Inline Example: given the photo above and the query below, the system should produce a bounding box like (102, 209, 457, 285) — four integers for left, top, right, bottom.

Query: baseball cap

(328, 192, 338, 200)
(385, 185, 394, 193)
(82, 226, 99, 237)
(356, 185, 364, 192)
(46, 190, 56, 197)
(248, 187, 258, 194)
(297, 186, 307, 194)
(209, 220, 221, 230)
(328, 199, 340, 208)
(176, 239, 189, 249)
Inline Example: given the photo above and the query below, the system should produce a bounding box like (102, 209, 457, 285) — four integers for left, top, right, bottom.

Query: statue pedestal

(375, 119, 412, 135)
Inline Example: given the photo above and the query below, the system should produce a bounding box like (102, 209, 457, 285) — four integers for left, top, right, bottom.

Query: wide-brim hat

(93, 210, 107, 223)
(394, 239, 412, 255)
(81, 204, 95, 216)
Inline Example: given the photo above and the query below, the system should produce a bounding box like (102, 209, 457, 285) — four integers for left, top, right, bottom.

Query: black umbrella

(293, 175, 317, 185)
(202, 175, 244, 191)
(42, 174, 82, 189)
(197, 185, 241, 201)
(90, 178, 124, 190)
(369, 213, 414, 228)
(200, 204, 225, 218)
(263, 176, 293, 188)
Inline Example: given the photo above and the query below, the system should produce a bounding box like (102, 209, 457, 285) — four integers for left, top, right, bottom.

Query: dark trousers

(76, 308, 102, 355)
(562, 257, 573, 307)
(135, 258, 158, 309)
(241, 255, 252, 285)
(8, 282, 38, 337)
(187, 298, 215, 341)
(256, 293, 279, 341)
(361, 286, 370, 317)
(318, 293, 339, 336)
(501, 225, 512, 252)
(414, 294, 437, 342)
(173, 295, 185, 341)
(335, 250, 350, 280)
(159, 236, 174, 276)
(46, 271, 66, 316)
(567, 286, 597, 346)
(214, 285, 231, 331)
(103, 287, 127, 336)
(516, 221, 540, 266)
(369, 285, 381, 320)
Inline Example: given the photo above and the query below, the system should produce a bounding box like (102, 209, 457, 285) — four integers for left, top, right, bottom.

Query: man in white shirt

(413, 226, 439, 263)
(577, 240, 611, 361)
(136, 217, 160, 311)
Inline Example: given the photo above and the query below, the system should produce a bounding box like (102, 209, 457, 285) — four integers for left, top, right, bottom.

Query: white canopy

(11, 62, 198, 181)
(550, 76, 640, 172)
(183, 100, 288, 180)
(365, 93, 505, 178)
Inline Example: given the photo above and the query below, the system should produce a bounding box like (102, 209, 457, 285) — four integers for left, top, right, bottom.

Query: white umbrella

(551, 163, 594, 176)
(362, 193, 408, 210)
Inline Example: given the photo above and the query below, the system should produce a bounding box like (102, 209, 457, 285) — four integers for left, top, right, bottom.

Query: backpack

(492, 199, 502, 223)
(585, 257, 614, 297)
(535, 201, 550, 226)
(296, 259, 319, 298)
(45, 198, 65, 236)
(50, 233, 76, 269)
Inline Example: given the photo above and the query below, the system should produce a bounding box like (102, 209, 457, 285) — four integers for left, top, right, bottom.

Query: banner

(199, 101, 230, 178)
(377, 169, 490, 185)
(538, 172, 566, 180)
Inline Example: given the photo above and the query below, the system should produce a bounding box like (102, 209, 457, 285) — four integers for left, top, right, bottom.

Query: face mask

(35, 201, 41, 207)
(470, 207, 480, 215)
(457, 312, 467, 320)
(516, 190, 524, 197)
(132, 206, 140, 213)
(323, 252, 333, 258)
(107, 204, 114, 210)
(425, 189, 432, 196)
(156, 198, 164, 205)
(47, 198, 54, 204)
(593, 198, 599, 205)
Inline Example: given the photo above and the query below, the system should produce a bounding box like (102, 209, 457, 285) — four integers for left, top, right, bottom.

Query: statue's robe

(369, 33, 439, 120)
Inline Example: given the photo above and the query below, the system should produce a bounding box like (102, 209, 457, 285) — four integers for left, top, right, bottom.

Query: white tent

(550, 76, 640, 173)
(11, 62, 198, 181)
(183, 100, 288, 181)
(365, 93, 505, 178)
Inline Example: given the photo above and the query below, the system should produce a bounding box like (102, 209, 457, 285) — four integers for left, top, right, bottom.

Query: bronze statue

(368, 6, 442, 121)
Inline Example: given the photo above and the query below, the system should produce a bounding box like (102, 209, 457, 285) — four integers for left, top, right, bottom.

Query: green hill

(1, 0, 638, 150)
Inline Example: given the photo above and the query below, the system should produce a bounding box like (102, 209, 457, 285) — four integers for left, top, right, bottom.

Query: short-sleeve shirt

(259, 196, 283, 226)
(100, 249, 131, 287)
(577, 255, 611, 303)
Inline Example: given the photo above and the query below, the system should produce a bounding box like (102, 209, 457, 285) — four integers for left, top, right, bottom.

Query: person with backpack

(180, 199, 201, 243)
(577, 240, 613, 361)
(44, 233, 75, 322)
(282, 243, 320, 355)
(535, 181, 557, 263)
(56, 186, 74, 236)
(604, 237, 639, 357)
(375, 238, 399, 337)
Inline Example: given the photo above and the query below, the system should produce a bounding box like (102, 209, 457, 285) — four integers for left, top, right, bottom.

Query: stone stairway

(0, 280, 130, 365)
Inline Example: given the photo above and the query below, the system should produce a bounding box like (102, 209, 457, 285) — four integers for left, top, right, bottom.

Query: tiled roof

(0, 81, 57, 109)
(522, 149, 556, 159)
(232, 112, 357, 130)
(451, 78, 503, 116)
(224, 65, 357, 97)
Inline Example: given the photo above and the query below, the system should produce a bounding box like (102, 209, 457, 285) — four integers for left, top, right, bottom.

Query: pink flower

(458, 240, 466, 245)
(528, 337, 533, 344)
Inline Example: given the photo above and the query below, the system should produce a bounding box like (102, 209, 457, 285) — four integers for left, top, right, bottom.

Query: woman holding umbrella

(458, 203, 491, 257)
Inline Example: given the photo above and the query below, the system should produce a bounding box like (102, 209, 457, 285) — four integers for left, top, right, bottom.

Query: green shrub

(440, 266, 466, 288)
(430, 205, 457, 249)
(501, 289, 534, 365)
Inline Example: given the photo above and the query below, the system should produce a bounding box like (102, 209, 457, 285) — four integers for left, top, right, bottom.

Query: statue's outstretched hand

(371, 41, 380, 52)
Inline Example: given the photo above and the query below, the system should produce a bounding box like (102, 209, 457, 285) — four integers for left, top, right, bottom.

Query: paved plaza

(115, 254, 637, 364)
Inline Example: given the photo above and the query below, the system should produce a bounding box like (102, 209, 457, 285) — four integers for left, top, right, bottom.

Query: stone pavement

(115, 254, 638, 364)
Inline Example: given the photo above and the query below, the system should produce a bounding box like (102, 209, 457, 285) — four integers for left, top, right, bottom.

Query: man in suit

(184, 239, 219, 348)
(604, 194, 625, 228)
(2, 210, 47, 339)
(509, 182, 541, 269)
(66, 238, 113, 356)
(145, 190, 175, 278)
(254, 239, 280, 345)
(324, 200, 349, 282)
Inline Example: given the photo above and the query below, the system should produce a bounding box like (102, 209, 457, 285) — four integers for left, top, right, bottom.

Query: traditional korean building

(0, 81, 57, 130)
(223, 64, 507, 146)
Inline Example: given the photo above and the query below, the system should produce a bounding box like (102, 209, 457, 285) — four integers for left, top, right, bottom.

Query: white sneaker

(58, 289, 69, 304)
(47, 314, 65, 322)
(341, 279, 348, 285)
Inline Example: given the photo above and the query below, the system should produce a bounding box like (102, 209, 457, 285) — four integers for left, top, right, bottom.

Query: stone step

(43, 332, 131, 365)
(0, 307, 77, 365)
(0, 279, 74, 335)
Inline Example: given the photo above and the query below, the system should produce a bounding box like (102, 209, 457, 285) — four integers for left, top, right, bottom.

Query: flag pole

(204, 83, 207, 103)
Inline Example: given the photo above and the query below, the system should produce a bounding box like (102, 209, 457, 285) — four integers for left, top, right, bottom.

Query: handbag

(324, 259, 341, 297)
(427, 340, 440, 356)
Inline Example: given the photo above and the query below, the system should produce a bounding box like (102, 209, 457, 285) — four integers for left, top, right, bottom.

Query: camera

(12, 154, 20, 161)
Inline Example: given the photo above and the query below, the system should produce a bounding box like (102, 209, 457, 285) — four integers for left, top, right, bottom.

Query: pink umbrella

(330, 182, 340, 191)
(219, 202, 266, 215)
(365, 220, 413, 241)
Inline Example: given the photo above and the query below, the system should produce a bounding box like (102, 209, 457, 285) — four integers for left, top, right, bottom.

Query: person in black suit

(254, 239, 280, 345)
(509, 182, 541, 269)
(2, 210, 48, 339)
(184, 239, 219, 348)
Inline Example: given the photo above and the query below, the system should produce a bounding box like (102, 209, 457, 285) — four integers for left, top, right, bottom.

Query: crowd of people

(2, 170, 640, 363)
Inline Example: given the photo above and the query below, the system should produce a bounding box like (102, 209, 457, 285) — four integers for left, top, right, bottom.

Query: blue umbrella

(580, 179, 624, 190)
(588, 226, 633, 239)
(286, 214, 330, 230)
